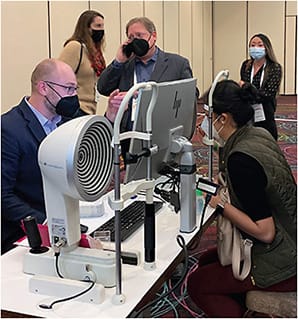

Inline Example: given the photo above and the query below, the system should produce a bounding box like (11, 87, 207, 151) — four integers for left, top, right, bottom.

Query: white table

(1, 193, 215, 318)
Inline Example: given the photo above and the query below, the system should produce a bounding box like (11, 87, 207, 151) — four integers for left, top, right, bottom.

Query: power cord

(154, 174, 181, 213)
(131, 235, 189, 318)
(39, 239, 97, 310)
(39, 280, 96, 309)
(55, 252, 64, 278)
(150, 256, 203, 318)
(53, 238, 66, 278)
(151, 285, 180, 318)
(38, 268, 97, 310)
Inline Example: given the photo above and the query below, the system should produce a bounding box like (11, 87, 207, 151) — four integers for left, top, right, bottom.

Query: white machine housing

(23, 116, 116, 293)
(38, 115, 113, 249)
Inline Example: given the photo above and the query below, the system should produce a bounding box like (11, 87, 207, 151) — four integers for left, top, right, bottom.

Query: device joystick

(23, 216, 49, 254)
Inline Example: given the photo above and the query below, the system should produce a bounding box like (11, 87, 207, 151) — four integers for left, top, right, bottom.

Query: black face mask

(91, 29, 104, 43)
(123, 38, 149, 58)
(55, 95, 81, 118)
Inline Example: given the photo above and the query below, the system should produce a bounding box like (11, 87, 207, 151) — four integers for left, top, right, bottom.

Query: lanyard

(130, 70, 138, 122)
(134, 69, 137, 85)
(250, 62, 266, 87)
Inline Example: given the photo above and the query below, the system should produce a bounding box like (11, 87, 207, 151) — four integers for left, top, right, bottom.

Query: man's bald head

(31, 59, 76, 93)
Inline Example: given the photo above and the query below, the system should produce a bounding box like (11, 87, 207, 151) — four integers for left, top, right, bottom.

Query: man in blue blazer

(97, 17, 199, 159)
(1, 58, 80, 254)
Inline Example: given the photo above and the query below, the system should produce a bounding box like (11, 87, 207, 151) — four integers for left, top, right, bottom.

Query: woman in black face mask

(58, 10, 106, 115)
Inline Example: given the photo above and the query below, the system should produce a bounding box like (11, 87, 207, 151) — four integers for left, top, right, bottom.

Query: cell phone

(122, 43, 133, 58)
(197, 178, 220, 196)
(80, 223, 88, 234)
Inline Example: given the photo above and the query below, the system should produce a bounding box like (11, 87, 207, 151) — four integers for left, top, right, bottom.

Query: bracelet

(216, 200, 226, 216)
(216, 204, 224, 216)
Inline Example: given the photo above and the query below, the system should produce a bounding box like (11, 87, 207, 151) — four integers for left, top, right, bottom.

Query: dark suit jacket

(1, 98, 47, 253)
(97, 48, 199, 154)
(98, 49, 195, 96)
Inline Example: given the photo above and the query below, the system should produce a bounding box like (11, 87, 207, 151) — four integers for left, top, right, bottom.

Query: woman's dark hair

(203, 80, 256, 127)
(64, 10, 106, 75)
(65, 10, 105, 53)
(247, 33, 281, 88)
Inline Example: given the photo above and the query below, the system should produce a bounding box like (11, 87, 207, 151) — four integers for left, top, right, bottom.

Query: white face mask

(200, 115, 225, 147)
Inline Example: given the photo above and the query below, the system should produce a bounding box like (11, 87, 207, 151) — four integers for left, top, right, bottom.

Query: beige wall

(1, 1, 297, 114)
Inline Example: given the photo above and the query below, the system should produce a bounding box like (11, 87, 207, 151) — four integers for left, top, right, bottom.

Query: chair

(245, 290, 297, 318)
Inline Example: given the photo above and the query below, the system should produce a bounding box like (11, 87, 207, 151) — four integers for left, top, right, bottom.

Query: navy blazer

(1, 98, 47, 253)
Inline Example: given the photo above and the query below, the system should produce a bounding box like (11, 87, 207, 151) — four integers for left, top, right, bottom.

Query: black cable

(154, 176, 173, 191)
(187, 237, 200, 251)
(55, 252, 64, 278)
(39, 279, 96, 309)
(131, 235, 189, 318)
(154, 173, 181, 211)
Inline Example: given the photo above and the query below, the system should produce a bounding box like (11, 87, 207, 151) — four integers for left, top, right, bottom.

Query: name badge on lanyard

(251, 63, 266, 123)
(251, 103, 266, 122)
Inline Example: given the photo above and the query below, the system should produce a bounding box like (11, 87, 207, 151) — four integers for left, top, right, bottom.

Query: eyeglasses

(44, 81, 77, 95)
(127, 32, 150, 41)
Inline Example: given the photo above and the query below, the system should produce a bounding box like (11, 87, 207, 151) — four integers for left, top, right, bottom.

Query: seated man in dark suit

(1, 58, 81, 254)
(97, 16, 199, 159)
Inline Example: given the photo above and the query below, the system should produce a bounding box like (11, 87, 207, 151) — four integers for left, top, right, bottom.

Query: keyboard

(90, 200, 163, 242)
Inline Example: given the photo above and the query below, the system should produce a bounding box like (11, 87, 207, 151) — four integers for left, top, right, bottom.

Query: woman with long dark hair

(239, 33, 282, 140)
(59, 10, 106, 115)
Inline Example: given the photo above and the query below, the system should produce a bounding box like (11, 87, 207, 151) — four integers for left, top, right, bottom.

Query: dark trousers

(187, 246, 297, 318)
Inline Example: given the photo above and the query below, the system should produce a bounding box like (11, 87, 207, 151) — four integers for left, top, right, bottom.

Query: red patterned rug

(275, 102, 297, 180)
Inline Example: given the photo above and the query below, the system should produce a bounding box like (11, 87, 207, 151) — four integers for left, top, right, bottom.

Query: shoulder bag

(216, 173, 253, 281)
(74, 42, 83, 74)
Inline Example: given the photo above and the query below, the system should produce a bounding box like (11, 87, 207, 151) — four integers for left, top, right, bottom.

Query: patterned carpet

(275, 100, 297, 180)
(149, 95, 297, 318)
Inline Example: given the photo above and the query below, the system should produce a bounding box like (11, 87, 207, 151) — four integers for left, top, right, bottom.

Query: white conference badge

(252, 103, 266, 122)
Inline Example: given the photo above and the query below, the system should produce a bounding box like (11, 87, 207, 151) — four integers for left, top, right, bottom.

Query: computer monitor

(124, 78, 197, 184)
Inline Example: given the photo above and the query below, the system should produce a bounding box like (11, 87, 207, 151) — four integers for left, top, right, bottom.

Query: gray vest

(219, 126, 297, 288)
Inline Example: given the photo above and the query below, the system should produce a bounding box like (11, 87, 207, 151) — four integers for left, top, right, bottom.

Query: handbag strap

(232, 226, 253, 280)
(219, 171, 253, 280)
(74, 43, 83, 74)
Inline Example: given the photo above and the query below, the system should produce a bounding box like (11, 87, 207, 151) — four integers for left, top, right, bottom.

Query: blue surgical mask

(249, 47, 266, 60)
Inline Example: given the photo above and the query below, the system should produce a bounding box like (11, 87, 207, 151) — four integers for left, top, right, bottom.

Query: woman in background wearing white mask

(239, 33, 281, 140)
